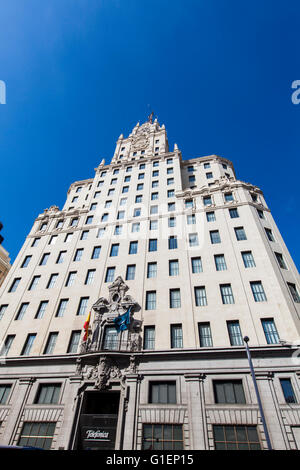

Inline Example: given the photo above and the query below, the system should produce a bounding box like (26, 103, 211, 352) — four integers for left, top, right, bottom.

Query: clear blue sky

(0, 0, 299, 269)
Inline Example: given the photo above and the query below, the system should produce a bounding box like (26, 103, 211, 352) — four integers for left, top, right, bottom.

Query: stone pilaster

(184, 373, 207, 450)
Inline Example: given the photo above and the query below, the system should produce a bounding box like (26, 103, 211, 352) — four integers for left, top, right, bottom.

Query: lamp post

(243, 336, 273, 450)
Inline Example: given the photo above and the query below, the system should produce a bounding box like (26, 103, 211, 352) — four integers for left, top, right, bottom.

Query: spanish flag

(83, 311, 91, 342)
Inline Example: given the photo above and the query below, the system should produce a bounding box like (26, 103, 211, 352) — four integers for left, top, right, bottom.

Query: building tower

(0, 117, 299, 450)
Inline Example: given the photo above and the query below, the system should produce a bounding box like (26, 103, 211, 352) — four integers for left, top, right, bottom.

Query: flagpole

(243, 336, 273, 450)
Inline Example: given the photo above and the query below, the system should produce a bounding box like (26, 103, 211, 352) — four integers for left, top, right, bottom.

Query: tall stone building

(0, 117, 299, 450)
(0, 222, 11, 288)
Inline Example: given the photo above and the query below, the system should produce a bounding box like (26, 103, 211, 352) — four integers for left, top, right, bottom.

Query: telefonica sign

(85, 429, 110, 441)
(0, 80, 6, 104)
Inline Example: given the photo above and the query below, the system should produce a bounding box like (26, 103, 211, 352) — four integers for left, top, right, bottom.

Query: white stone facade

(0, 117, 299, 450)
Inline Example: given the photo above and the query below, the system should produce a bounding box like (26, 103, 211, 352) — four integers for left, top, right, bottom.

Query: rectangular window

(214, 254, 227, 271)
(35, 301, 48, 319)
(85, 269, 96, 285)
(117, 210, 125, 220)
(18, 422, 56, 450)
(31, 237, 40, 247)
(229, 208, 239, 218)
(114, 225, 122, 235)
(206, 211, 215, 222)
(210, 230, 221, 244)
(214, 380, 246, 404)
(142, 424, 183, 450)
(225, 192, 234, 202)
(0, 304, 8, 320)
(0, 335, 15, 356)
(235, 227, 247, 241)
(149, 219, 158, 230)
(56, 250, 67, 264)
(137, 183, 144, 191)
(242, 251, 256, 268)
(168, 236, 177, 249)
(168, 202, 175, 212)
(213, 425, 261, 450)
(135, 195, 142, 203)
(167, 177, 174, 185)
(126, 265, 136, 281)
(86, 216, 93, 225)
(129, 241, 138, 254)
(64, 233, 73, 243)
(203, 196, 212, 206)
(90, 202, 97, 211)
(110, 243, 119, 257)
(189, 233, 199, 247)
(138, 173, 144, 180)
(149, 239, 157, 252)
(149, 382, 176, 404)
(97, 228, 106, 238)
(204, 162, 210, 169)
(35, 384, 61, 404)
(144, 326, 155, 350)
(169, 260, 179, 276)
(9, 277, 21, 293)
(170, 289, 181, 308)
(194, 286, 207, 306)
(265, 228, 275, 242)
(55, 299, 68, 318)
(275, 252, 287, 269)
(40, 253, 50, 266)
(0, 384, 11, 404)
(67, 331, 81, 353)
(257, 209, 265, 219)
(185, 199, 194, 208)
(132, 222, 140, 233)
(65, 271, 76, 287)
(74, 248, 83, 261)
(250, 281, 267, 302)
(198, 322, 213, 347)
(206, 172, 213, 179)
(288, 283, 300, 303)
(191, 256, 203, 273)
(103, 327, 118, 350)
(150, 205, 158, 214)
(167, 189, 174, 198)
(15, 303, 29, 320)
(147, 262, 157, 278)
(101, 213, 108, 222)
(187, 214, 196, 225)
(261, 318, 280, 344)
(43, 332, 58, 354)
(171, 324, 183, 348)
(21, 333, 36, 356)
(152, 180, 158, 188)
(220, 284, 235, 304)
(280, 378, 297, 404)
(77, 297, 89, 316)
(227, 321, 243, 346)
(92, 246, 101, 259)
(29, 275, 41, 290)
(122, 186, 129, 193)
(168, 217, 176, 227)
(133, 207, 141, 217)
(167, 158, 173, 164)
(21, 255, 32, 268)
(146, 291, 156, 310)
(105, 267, 115, 283)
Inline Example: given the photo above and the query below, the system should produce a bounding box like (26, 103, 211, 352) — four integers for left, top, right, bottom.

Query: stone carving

(85, 356, 127, 390)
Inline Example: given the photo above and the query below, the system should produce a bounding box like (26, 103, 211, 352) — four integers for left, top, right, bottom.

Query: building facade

(0, 222, 11, 288)
(0, 117, 299, 450)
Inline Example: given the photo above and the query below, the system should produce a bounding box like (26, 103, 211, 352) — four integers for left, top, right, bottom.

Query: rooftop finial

(148, 111, 154, 123)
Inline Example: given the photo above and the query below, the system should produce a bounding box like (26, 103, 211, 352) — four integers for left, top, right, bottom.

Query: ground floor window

(213, 425, 261, 450)
(142, 424, 184, 450)
(18, 422, 56, 449)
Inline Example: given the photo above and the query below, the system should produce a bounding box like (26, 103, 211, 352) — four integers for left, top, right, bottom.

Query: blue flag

(114, 306, 132, 333)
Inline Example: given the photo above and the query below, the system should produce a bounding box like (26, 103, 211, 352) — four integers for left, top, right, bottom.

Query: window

(213, 425, 261, 450)
(86, 216, 93, 225)
(117, 210, 125, 220)
(280, 378, 297, 404)
(242, 251, 256, 268)
(149, 238, 157, 252)
(250, 281, 267, 302)
(98, 180, 104, 188)
(113, 168, 120, 175)
(168, 202, 175, 212)
(120, 197, 127, 206)
(203, 195, 212, 206)
(76, 186, 82, 192)
(64, 233, 73, 243)
(135, 194, 142, 203)
(214, 254, 227, 271)
(21, 334, 36, 355)
(0, 335, 15, 356)
(139, 163, 145, 170)
(170, 289, 181, 308)
(114, 225, 122, 235)
(94, 191, 101, 199)
(206, 172, 213, 179)
(225, 192, 234, 202)
(35, 301, 48, 319)
(39, 222, 48, 232)
(194, 286, 207, 306)
(214, 381, 246, 404)
(29, 275, 41, 290)
(97, 227, 106, 238)
(204, 162, 210, 169)
(189, 233, 199, 247)
(105, 200, 112, 208)
(168, 216, 176, 227)
(137, 183, 144, 191)
(288, 283, 300, 303)
(191, 257, 203, 273)
(15, 303, 29, 320)
(167, 177, 174, 186)
(92, 246, 101, 259)
(0, 304, 8, 320)
(101, 213, 108, 222)
(146, 291, 156, 310)
(126, 265, 136, 281)
(152, 170, 159, 177)
(110, 243, 119, 257)
(56, 299, 68, 317)
(132, 222, 140, 233)
(43, 332, 58, 354)
(187, 214, 196, 225)
(275, 252, 287, 269)
(229, 208, 239, 218)
(21, 255, 32, 268)
(18, 422, 56, 450)
(167, 189, 174, 198)
(220, 284, 235, 304)
(90, 202, 97, 211)
(9, 277, 21, 293)
(234, 227, 247, 241)
(168, 236, 177, 250)
(169, 260, 179, 276)
(265, 228, 275, 242)
(65, 271, 76, 287)
(150, 205, 158, 215)
(133, 207, 141, 217)
(152, 180, 158, 188)
(257, 209, 265, 219)
(171, 324, 183, 348)
(210, 230, 221, 244)
(103, 327, 118, 350)
(227, 321, 243, 346)
(261, 318, 280, 344)
(126, 165, 132, 172)
(142, 424, 183, 450)
(167, 158, 173, 164)
(206, 211, 215, 222)
(85, 269, 96, 285)
(198, 322, 213, 347)
(67, 331, 81, 353)
(122, 186, 129, 193)
(105, 267, 115, 283)
(144, 326, 155, 350)
(147, 262, 157, 278)
(55, 250, 66, 264)
(149, 382, 176, 404)
(40, 253, 50, 266)
(108, 188, 115, 196)
(129, 241, 138, 254)
(74, 248, 83, 261)
(77, 297, 89, 316)
(31, 237, 40, 247)
(111, 178, 117, 185)
(0, 385, 11, 404)
(167, 167, 173, 174)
